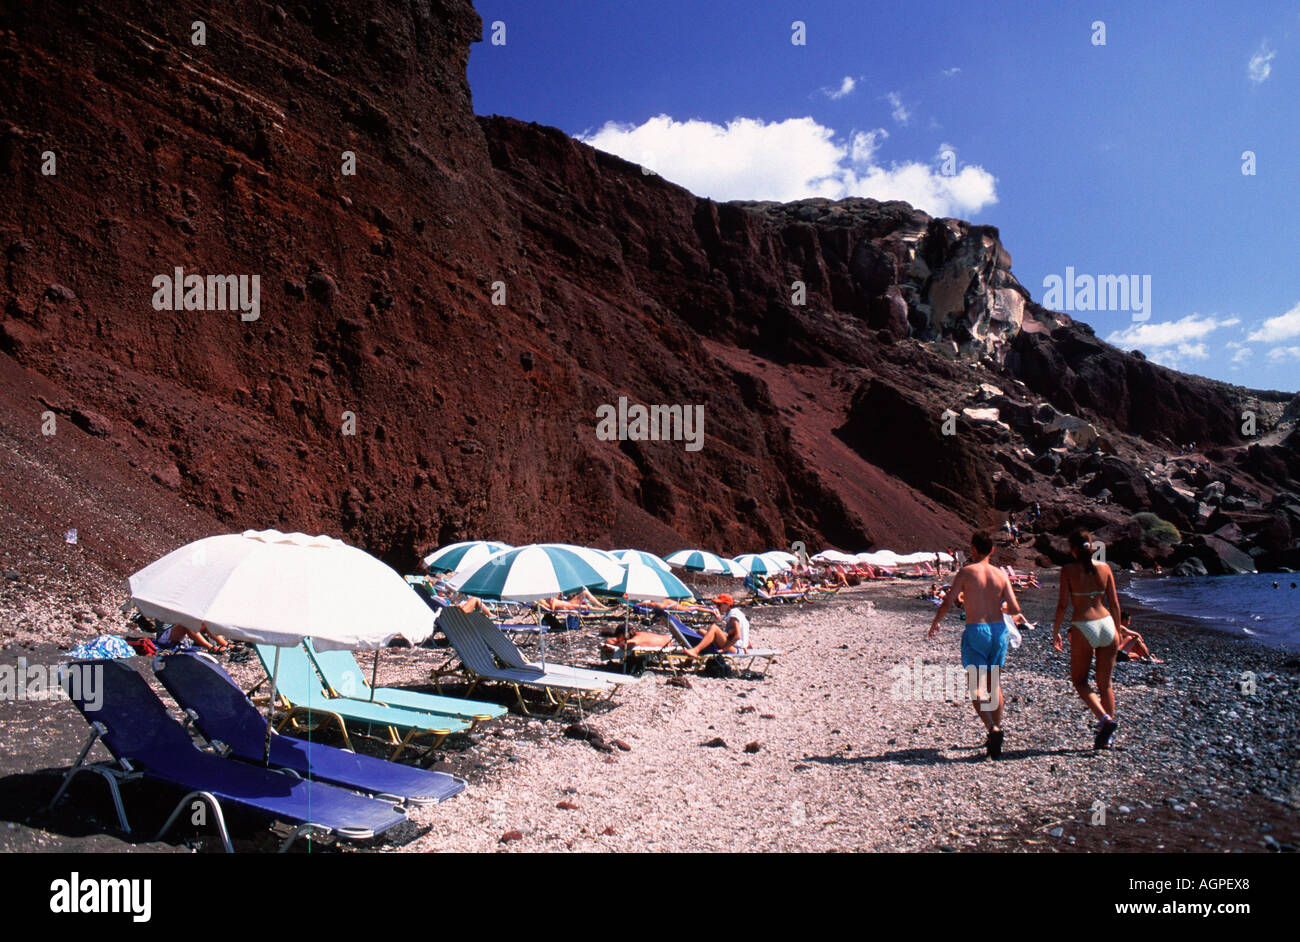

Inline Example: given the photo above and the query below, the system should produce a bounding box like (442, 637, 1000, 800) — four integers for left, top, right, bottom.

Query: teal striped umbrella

(665, 549, 734, 574)
(604, 561, 694, 601)
(611, 549, 672, 573)
(733, 553, 788, 576)
(446, 544, 610, 602)
(422, 541, 512, 575)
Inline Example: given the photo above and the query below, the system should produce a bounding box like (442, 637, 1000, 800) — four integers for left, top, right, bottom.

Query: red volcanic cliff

(0, 0, 1296, 606)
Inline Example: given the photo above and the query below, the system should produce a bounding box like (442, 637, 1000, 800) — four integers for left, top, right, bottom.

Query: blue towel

(65, 634, 135, 660)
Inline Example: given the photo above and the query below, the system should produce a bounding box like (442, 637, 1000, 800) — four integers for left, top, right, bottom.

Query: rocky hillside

(0, 0, 1296, 602)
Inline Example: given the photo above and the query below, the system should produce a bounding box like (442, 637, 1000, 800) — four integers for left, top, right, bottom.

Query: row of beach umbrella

(122, 531, 956, 760)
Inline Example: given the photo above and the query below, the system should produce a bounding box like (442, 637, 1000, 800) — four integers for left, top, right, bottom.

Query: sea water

(1122, 573, 1300, 651)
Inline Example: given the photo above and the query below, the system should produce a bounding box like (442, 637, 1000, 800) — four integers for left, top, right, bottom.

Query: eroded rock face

(0, 0, 1294, 577)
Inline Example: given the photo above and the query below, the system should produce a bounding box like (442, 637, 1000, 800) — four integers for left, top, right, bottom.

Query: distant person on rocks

(928, 531, 1022, 759)
(1052, 529, 1122, 749)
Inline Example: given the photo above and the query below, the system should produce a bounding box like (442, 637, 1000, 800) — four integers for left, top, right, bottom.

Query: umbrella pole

(264, 646, 280, 765)
(535, 602, 546, 670)
(370, 650, 379, 702)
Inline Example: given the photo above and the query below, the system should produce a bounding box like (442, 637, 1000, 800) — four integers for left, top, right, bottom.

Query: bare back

(954, 559, 1019, 625)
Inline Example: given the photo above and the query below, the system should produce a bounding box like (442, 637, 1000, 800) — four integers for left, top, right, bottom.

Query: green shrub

(1134, 512, 1180, 546)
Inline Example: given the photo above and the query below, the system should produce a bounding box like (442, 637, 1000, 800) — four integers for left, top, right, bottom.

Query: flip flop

(1094, 719, 1118, 749)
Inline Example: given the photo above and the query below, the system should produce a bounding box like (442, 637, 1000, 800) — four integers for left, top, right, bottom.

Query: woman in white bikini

(1051, 529, 1121, 749)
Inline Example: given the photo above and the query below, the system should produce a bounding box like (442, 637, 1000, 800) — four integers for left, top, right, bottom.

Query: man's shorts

(961, 621, 1009, 670)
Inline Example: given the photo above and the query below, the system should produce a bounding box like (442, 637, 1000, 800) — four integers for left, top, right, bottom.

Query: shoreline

(1, 574, 1297, 853)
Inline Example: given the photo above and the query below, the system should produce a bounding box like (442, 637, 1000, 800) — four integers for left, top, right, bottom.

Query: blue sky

(469, 1, 1300, 393)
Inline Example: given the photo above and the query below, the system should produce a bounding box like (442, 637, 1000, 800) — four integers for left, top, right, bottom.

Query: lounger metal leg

(155, 791, 233, 853)
(49, 728, 138, 834)
(49, 766, 135, 834)
(279, 823, 336, 852)
(48, 728, 102, 811)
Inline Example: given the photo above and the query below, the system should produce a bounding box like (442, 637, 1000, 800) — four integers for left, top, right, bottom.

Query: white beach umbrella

(765, 550, 799, 566)
(128, 530, 434, 650)
(812, 550, 857, 564)
(128, 530, 434, 760)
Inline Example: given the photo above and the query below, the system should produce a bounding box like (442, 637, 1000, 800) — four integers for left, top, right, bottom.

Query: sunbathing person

(1116, 613, 1162, 663)
(680, 594, 750, 658)
(159, 620, 230, 653)
(541, 589, 613, 612)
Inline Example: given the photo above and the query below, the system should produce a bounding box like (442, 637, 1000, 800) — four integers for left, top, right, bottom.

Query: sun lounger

(251, 643, 470, 762)
(154, 652, 465, 807)
(49, 659, 407, 851)
(453, 609, 637, 690)
(659, 612, 782, 678)
(432, 607, 620, 716)
(300, 637, 505, 729)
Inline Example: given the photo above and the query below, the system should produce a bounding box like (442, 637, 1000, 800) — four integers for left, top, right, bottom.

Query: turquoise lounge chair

(301, 637, 506, 730)
(252, 643, 470, 763)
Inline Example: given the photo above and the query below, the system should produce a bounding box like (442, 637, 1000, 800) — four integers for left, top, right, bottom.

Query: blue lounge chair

(251, 643, 471, 762)
(153, 652, 466, 807)
(49, 659, 407, 852)
(299, 637, 505, 728)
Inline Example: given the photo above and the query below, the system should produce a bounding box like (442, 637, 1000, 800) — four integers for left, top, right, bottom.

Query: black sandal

(1094, 719, 1117, 749)
(986, 728, 1004, 759)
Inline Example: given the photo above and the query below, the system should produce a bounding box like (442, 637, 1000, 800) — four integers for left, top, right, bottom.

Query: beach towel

(1002, 615, 1023, 650)
(64, 634, 135, 660)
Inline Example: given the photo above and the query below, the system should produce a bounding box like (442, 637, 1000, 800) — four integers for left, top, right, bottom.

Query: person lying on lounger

(159, 620, 230, 653)
(541, 589, 613, 612)
(1116, 612, 1162, 662)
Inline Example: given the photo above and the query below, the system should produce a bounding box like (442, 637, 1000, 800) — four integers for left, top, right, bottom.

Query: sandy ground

(2, 577, 1297, 853)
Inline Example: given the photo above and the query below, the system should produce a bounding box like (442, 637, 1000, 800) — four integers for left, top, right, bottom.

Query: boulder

(1173, 557, 1208, 577)
(1045, 413, 1100, 450)
(1083, 456, 1150, 511)
(1202, 537, 1256, 574)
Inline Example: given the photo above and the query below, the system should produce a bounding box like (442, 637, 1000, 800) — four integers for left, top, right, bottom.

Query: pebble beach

(6, 574, 1292, 853)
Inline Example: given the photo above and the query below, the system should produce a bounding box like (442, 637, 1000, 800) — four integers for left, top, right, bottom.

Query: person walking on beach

(928, 531, 1023, 759)
(1051, 529, 1122, 749)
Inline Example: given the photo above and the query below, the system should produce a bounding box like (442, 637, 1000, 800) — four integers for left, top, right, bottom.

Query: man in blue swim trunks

(928, 531, 1023, 759)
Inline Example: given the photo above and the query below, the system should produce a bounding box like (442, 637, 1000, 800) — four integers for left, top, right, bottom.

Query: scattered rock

(556, 800, 579, 810)
(701, 737, 728, 748)
(743, 741, 762, 754)
(666, 676, 692, 689)
(499, 830, 524, 843)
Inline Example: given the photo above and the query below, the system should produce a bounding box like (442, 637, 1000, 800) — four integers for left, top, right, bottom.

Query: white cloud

(885, 91, 912, 125)
(1230, 346, 1253, 365)
(1248, 42, 1275, 84)
(1107, 313, 1228, 350)
(578, 114, 998, 216)
(1267, 345, 1300, 363)
(852, 128, 888, 163)
(942, 67, 962, 77)
(1246, 302, 1300, 341)
(823, 76, 857, 100)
